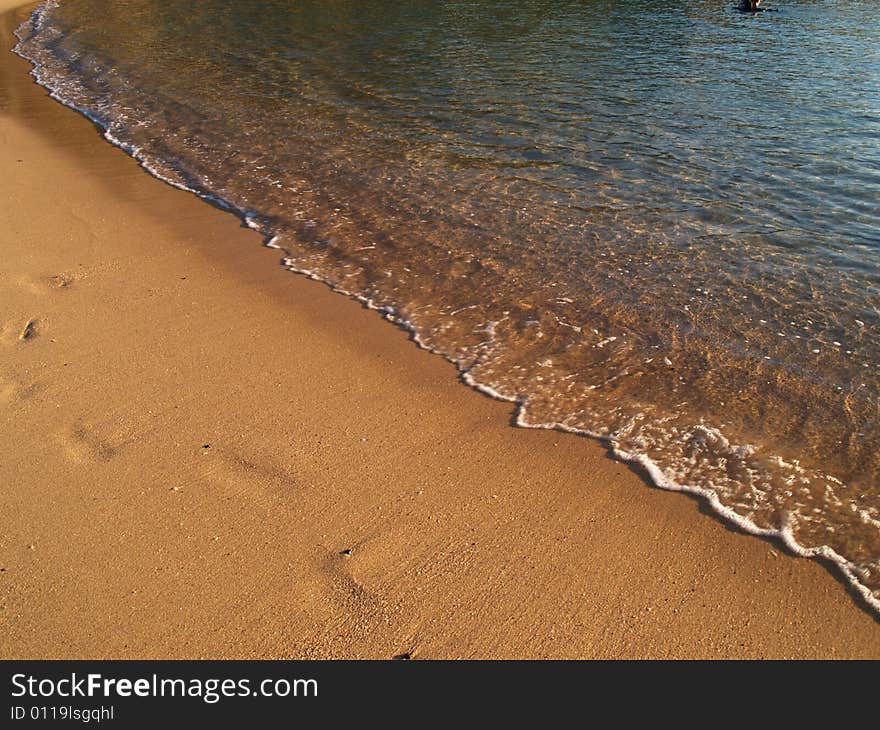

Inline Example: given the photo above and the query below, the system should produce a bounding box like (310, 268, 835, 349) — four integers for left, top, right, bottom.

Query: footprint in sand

(58, 423, 120, 463)
(45, 273, 76, 290)
(0, 372, 43, 404)
(196, 444, 299, 508)
(8, 272, 76, 296)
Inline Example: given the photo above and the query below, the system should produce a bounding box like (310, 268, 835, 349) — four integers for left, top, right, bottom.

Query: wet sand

(1, 1, 878, 658)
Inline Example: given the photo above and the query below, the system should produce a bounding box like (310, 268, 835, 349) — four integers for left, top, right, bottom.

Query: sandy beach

(1, 1, 878, 659)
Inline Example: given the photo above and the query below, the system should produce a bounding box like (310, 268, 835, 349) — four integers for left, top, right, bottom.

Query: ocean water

(14, 0, 880, 613)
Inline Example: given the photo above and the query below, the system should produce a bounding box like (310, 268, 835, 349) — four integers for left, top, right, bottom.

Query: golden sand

(1, 1, 878, 658)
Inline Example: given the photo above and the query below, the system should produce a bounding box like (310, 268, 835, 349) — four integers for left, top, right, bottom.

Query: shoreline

(2, 1, 879, 658)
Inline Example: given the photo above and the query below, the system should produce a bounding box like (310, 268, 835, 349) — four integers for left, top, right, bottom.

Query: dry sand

(1, 1, 878, 659)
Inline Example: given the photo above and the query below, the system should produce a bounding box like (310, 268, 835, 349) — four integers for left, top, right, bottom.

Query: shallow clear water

(15, 0, 880, 611)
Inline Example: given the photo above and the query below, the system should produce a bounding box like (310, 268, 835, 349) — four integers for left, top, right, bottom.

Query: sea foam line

(14, 1, 880, 618)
